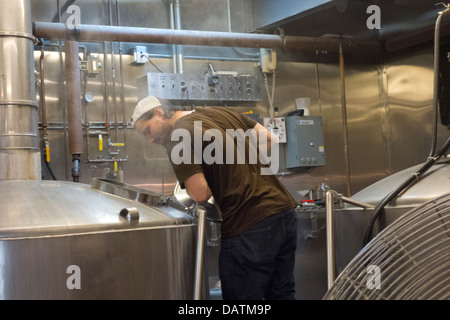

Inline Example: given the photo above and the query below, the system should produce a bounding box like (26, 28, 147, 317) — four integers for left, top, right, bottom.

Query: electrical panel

(285, 115, 326, 168)
(137, 72, 262, 104)
(132, 46, 148, 64)
(259, 48, 276, 73)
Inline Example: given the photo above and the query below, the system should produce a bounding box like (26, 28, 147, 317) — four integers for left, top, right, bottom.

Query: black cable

(45, 158, 59, 180)
(363, 6, 450, 246)
(363, 135, 450, 246)
(142, 55, 164, 73)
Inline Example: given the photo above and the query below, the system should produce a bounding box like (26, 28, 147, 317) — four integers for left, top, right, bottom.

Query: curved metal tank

(333, 159, 450, 273)
(350, 159, 450, 207)
(0, 179, 200, 300)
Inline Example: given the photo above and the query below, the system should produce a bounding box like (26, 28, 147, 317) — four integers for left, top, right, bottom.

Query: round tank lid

(0, 180, 192, 239)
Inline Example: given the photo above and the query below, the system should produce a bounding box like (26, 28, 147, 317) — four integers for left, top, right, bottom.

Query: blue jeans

(218, 208, 298, 300)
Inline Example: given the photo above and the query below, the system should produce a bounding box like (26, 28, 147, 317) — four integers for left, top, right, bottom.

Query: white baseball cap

(130, 96, 162, 127)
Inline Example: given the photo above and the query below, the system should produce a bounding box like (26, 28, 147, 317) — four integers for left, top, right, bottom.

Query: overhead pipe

(64, 40, 83, 182)
(33, 21, 380, 54)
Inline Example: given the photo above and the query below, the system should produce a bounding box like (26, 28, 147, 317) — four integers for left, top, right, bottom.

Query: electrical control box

(132, 46, 148, 64)
(137, 72, 262, 104)
(285, 115, 326, 168)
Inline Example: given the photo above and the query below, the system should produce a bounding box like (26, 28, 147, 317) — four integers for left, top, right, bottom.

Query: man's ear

(153, 107, 164, 117)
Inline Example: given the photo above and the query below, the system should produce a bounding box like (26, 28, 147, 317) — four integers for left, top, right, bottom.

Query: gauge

(263, 117, 287, 143)
(84, 92, 95, 103)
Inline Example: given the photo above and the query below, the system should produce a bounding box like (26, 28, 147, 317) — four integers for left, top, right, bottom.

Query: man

(131, 96, 298, 300)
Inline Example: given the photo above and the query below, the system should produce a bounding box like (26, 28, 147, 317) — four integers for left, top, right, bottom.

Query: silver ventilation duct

(0, 0, 40, 180)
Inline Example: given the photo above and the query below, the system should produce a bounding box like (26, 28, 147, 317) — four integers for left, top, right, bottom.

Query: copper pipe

(33, 21, 379, 53)
(64, 40, 83, 157)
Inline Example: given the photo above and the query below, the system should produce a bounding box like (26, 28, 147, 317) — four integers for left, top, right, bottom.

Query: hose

(363, 135, 450, 246)
(363, 5, 450, 246)
(430, 6, 450, 157)
(45, 156, 59, 180)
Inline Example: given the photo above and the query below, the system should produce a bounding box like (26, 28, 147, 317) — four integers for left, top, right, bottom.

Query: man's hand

(184, 172, 212, 203)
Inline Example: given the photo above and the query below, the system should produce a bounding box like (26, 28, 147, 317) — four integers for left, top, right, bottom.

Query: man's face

(135, 107, 172, 146)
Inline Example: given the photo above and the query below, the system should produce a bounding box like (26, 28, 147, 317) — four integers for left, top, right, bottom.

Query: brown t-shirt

(166, 107, 298, 239)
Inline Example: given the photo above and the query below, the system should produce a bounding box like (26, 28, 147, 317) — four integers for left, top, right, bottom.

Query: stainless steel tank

(333, 159, 450, 273)
(0, 179, 201, 299)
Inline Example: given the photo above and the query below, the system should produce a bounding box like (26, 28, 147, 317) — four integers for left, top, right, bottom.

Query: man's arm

(184, 172, 212, 203)
(253, 122, 275, 148)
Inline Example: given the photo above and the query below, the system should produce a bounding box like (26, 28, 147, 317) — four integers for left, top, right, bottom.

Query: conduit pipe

(65, 40, 83, 182)
(33, 22, 380, 54)
(339, 40, 352, 197)
(174, 0, 184, 74)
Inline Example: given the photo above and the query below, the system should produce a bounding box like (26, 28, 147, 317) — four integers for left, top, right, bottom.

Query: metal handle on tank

(194, 206, 206, 300)
(119, 207, 140, 222)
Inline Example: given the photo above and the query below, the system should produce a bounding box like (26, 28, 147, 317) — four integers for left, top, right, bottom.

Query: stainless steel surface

(351, 160, 450, 207)
(12, 0, 448, 300)
(251, 0, 333, 30)
(28, 1, 448, 199)
(324, 192, 450, 300)
(0, 0, 40, 180)
(0, 179, 200, 299)
(325, 190, 374, 289)
(330, 160, 450, 279)
(137, 72, 263, 103)
(325, 191, 336, 290)
(0, 180, 192, 237)
(92, 178, 172, 208)
(194, 206, 206, 300)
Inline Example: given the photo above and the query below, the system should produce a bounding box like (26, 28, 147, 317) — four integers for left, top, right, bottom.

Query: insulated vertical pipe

(0, 0, 40, 180)
(65, 40, 83, 181)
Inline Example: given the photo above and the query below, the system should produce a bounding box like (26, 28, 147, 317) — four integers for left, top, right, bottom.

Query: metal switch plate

(285, 115, 326, 168)
(137, 72, 262, 104)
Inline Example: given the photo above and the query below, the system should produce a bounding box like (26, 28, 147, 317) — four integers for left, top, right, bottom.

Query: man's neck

(170, 110, 194, 126)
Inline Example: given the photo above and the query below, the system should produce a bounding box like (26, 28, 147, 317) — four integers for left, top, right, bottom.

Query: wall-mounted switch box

(132, 46, 148, 64)
(285, 115, 326, 168)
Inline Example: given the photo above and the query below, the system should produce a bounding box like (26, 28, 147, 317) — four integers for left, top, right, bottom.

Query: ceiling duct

(251, 0, 335, 31)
